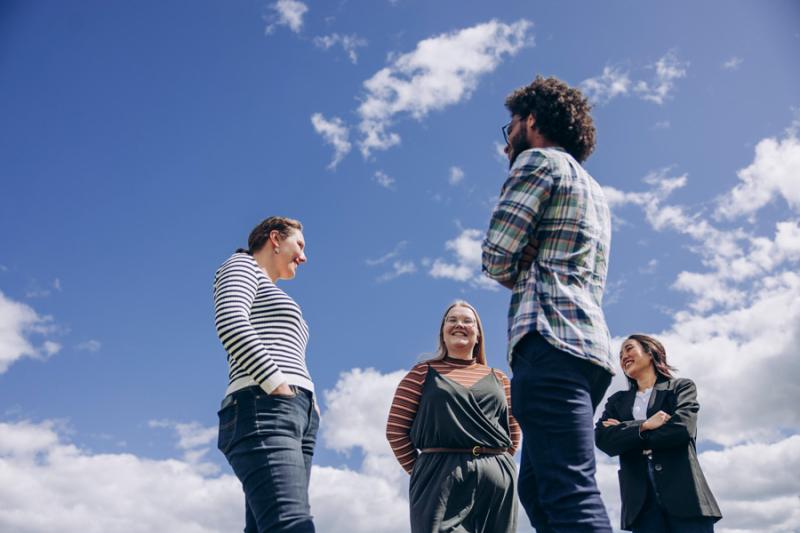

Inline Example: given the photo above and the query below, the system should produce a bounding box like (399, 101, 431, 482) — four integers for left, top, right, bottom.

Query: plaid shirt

(482, 147, 614, 373)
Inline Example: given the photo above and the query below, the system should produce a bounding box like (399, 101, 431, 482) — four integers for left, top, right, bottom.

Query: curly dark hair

(505, 76, 596, 162)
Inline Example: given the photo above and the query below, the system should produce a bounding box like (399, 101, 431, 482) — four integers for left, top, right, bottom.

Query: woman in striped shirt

(386, 300, 521, 533)
(214, 216, 318, 533)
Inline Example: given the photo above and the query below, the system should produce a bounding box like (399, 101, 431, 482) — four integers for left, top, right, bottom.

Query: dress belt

(421, 446, 507, 457)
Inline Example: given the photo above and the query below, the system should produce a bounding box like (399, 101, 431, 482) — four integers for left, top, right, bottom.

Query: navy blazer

(595, 377, 722, 530)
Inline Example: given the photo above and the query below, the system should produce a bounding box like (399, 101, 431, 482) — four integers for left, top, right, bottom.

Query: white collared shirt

(633, 387, 653, 421)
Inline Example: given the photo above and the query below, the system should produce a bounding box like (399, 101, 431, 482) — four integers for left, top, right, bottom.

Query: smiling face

(273, 229, 306, 280)
(441, 305, 480, 358)
(619, 338, 655, 381)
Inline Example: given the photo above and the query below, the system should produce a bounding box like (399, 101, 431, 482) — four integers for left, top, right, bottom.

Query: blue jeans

(511, 332, 613, 533)
(630, 460, 715, 533)
(218, 385, 319, 533)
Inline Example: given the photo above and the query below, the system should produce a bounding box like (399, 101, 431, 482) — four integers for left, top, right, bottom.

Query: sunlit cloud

(265, 0, 308, 34)
(357, 19, 533, 157)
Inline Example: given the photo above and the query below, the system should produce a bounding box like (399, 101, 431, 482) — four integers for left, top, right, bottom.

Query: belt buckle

(472, 445, 480, 457)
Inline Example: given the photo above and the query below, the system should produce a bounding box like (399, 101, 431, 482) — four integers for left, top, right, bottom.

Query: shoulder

(605, 388, 630, 405)
(511, 148, 553, 174)
(671, 377, 696, 391)
(403, 361, 432, 378)
(218, 253, 257, 273)
(492, 368, 511, 382)
(664, 377, 694, 388)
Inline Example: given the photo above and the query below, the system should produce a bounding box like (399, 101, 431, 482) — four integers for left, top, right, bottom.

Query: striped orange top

(386, 356, 521, 474)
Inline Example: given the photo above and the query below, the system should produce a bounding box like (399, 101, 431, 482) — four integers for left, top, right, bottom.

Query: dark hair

(623, 334, 677, 389)
(505, 75, 596, 162)
(236, 216, 303, 255)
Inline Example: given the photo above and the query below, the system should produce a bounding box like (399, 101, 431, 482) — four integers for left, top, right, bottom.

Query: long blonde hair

(429, 300, 487, 365)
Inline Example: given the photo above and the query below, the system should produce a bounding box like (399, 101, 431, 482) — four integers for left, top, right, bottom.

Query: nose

(298, 252, 307, 264)
(503, 144, 510, 155)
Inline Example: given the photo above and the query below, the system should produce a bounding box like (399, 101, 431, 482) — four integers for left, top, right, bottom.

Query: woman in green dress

(386, 300, 521, 533)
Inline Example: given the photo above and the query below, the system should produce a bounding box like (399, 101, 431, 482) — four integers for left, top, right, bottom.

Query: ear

(526, 114, 536, 130)
(268, 230, 282, 247)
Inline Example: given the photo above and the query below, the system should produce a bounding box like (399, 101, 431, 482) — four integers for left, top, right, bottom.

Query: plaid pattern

(482, 147, 615, 373)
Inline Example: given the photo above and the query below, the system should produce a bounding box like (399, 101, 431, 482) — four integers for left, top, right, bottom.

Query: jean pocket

(217, 398, 238, 454)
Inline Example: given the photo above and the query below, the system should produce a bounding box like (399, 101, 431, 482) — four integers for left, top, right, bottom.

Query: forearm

(595, 421, 646, 456)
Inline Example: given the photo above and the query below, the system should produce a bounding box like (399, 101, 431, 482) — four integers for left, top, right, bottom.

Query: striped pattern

(213, 252, 313, 395)
(386, 357, 520, 474)
(482, 147, 615, 373)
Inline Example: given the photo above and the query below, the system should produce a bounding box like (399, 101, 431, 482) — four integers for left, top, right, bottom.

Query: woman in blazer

(595, 334, 721, 532)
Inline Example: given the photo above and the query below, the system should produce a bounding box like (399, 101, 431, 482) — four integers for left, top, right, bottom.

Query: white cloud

(448, 166, 465, 185)
(366, 241, 408, 266)
(148, 420, 219, 474)
(0, 291, 60, 373)
(493, 141, 508, 164)
(313, 33, 367, 64)
(580, 66, 631, 105)
(265, 0, 308, 34)
(653, 120, 670, 129)
(76, 339, 102, 352)
(367, 242, 416, 282)
(429, 259, 473, 282)
(373, 170, 396, 190)
(377, 261, 416, 282)
(311, 113, 351, 169)
(715, 126, 800, 219)
(428, 228, 497, 290)
(0, 420, 242, 533)
(357, 19, 533, 157)
(722, 56, 743, 71)
(633, 50, 688, 105)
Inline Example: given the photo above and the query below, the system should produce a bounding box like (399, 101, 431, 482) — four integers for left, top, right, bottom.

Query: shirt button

(654, 464, 663, 472)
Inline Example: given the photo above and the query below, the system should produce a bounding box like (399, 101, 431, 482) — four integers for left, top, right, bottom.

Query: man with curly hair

(482, 76, 615, 532)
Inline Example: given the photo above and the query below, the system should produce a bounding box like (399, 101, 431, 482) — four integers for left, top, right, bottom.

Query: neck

(635, 371, 657, 392)
(530, 130, 559, 150)
(446, 350, 474, 361)
(252, 249, 279, 283)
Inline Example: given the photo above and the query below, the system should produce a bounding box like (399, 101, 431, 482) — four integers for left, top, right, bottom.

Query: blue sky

(1, 1, 799, 531)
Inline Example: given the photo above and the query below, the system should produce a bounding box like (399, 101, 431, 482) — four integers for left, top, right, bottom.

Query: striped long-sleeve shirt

(482, 147, 615, 373)
(213, 252, 314, 395)
(386, 357, 521, 474)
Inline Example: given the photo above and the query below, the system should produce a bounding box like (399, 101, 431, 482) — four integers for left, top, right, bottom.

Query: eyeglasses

(501, 121, 512, 144)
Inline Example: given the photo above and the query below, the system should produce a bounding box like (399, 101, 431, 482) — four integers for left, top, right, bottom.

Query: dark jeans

(218, 385, 319, 533)
(630, 460, 715, 533)
(510, 332, 613, 533)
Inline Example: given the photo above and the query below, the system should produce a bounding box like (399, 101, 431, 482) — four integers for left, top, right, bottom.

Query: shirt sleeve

(386, 365, 426, 474)
(482, 150, 553, 284)
(499, 371, 521, 454)
(213, 255, 287, 394)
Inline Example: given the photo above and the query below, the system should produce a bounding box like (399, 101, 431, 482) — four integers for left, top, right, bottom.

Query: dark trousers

(630, 460, 715, 533)
(218, 386, 319, 533)
(510, 332, 613, 532)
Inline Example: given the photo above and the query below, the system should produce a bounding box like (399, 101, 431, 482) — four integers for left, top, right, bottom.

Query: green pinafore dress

(408, 364, 518, 533)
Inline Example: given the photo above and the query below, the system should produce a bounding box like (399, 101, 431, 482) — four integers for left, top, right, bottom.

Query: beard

(507, 133, 531, 169)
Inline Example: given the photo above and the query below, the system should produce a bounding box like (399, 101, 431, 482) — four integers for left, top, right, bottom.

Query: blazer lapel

(647, 380, 669, 417)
